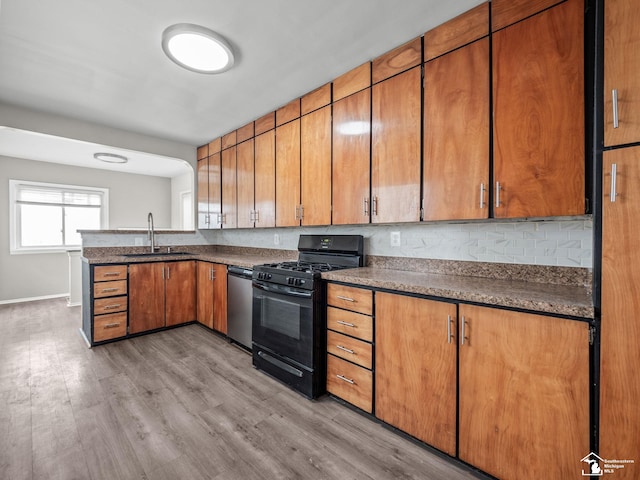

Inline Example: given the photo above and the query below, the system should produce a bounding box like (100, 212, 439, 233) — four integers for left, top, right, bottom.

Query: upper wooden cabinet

(197, 157, 210, 229)
(604, 0, 640, 147)
(424, 2, 489, 61)
(276, 99, 301, 126)
(237, 122, 254, 143)
(492, 0, 585, 218)
(275, 119, 301, 226)
(372, 66, 422, 223)
(196, 144, 208, 160)
(333, 62, 371, 101)
(491, 0, 563, 31)
(600, 147, 640, 476)
(458, 304, 589, 480)
(423, 37, 490, 221)
(237, 138, 255, 229)
(208, 137, 221, 155)
(333, 88, 371, 225)
(221, 130, 237, 150)
(376, 292, 457, 456)
(221, 146, 237, 228)
(254, 130, 276, 228)
(208, 152, 223, 228)
(301, 105, 332, 226)
(301, 83, 331, 115)
(255, 112, 276, 136)
(372, 37, 422, 84)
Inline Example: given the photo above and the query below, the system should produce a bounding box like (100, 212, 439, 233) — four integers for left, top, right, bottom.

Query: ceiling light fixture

(94, 152, 128, 164)
(162, 23, 235, 74)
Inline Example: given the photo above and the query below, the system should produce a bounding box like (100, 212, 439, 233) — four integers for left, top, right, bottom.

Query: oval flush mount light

(162, 23, 234, 74)
(94, 152, 128, 164)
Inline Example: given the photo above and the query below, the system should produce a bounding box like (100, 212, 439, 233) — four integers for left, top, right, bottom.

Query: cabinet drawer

(327, 284, 373, 315)
(327, 307, 373, 342)
(94, 265, 127, 282)
(93, 312, 127, 342)
(94, 280, 127, 298)
(327, 330, 372, 369)
(327, 354, 372, 413)
(94, 296, 127, 315)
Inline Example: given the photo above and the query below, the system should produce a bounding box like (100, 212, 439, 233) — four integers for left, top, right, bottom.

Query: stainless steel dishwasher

(226, 266, 253, 350)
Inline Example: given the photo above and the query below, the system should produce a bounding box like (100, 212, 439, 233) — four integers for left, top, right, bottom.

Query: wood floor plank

(0, 387, 32, 480)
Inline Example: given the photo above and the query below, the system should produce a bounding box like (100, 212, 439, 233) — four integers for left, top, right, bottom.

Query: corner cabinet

(458, 305, 589, 480)
(196, 261, 228, 334)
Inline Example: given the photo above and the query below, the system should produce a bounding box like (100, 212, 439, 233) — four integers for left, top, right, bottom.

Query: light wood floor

(0, 298, 481, 480)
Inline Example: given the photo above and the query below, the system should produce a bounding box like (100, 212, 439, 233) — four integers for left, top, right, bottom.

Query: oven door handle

(252, 281, 313, 298)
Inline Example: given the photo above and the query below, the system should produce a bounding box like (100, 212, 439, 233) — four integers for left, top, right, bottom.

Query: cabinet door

(604, 0, 640, 146)
(237, 139, 255, 228)
(375, 292, 457, 455)
(129, 263, 165, 334)
(601, 147, 640, 473)
(221, 146, 237, 229)
(301, 105, 331, 226)
(197, 158, 209, 229)
(208, 152, 222, 228)
(333, 88, 371, 225)
(212, 263, 228, 334)
(458, 305, 589, 480)
(275, 119, 301, 226)
(492, 0, 584, 218)
(165, 261, 196, 327)
(372, 66, 422, 223)
(196, 261, 214, 329)
(423, 38, 489, 221)
(254, 130, 276, 228)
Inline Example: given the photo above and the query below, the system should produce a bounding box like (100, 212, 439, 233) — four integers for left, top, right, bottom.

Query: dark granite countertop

(322, 267, 594, 319)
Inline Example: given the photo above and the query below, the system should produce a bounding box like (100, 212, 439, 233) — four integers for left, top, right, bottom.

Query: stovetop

(258, 261, 349, 274)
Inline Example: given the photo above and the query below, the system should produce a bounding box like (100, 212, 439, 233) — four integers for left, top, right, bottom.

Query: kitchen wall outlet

(134, 237, 144, 246)
(274, 233, 280, 245)
(390, 231, 401, 247)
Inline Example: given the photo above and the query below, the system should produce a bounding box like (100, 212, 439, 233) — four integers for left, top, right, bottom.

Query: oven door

(252, 280, 314, 368)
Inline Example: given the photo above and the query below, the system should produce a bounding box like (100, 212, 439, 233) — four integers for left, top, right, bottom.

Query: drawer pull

(103, 272, 121, 277)
(104, 323, 121, 329)
(101, 288, 118, 293)
(103, 304, 121, 310)
(336, 374, 355, 385)
(336, 345, 355, 355)
(336, 295, 355, 302)
(336, 320, 355, 327)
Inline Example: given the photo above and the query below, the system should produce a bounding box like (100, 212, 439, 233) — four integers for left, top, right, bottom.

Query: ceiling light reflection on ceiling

(337, 121, 370, 136)
(94, 152, 128, 164)
(162, 23, 234, 74)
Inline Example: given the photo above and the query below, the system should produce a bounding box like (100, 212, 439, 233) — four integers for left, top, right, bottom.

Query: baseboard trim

(0, 293, 69, 305)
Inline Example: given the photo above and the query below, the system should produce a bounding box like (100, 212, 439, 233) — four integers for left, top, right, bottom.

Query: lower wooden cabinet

(375, 292, 457, 456)
(197, 261, 228, 333)
(458, 304, 590, 480)
(327, 354, 372, 413)
(93, 312, 127, 342)
(87, 264, 129, 344)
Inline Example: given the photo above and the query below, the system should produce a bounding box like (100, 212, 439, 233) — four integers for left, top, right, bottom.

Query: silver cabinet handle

(461, 316, 468, 346)
(104, 323, 121, 329)
(363, 197, 369, 216)
(254, 210, 259, 222)
(101, 288, 118, 293)
(166, 267, 170, 280)
(336, 345, 355, 354)
(103, 272, 121, 277)
(372, 196, 378, 216)
(299, 204, 304, 220)
(610, 163, 618, 203)
(336, 374, 355, 385)
(480, 183, 486, 209)
(447, 315, 454, 344)
(103, 304, 121, 310)
(336, 320, 355, 327)
(495, 182, 502, 208)
(612, 89, 619, 129)
(336, 295, 355, 302)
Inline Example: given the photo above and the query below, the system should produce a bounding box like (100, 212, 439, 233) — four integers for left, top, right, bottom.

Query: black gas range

(251, 234, 364, 398)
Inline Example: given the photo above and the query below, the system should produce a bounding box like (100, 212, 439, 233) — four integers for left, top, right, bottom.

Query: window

(10, 180, 108, 253)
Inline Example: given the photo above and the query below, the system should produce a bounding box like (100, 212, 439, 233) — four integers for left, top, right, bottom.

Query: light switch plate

(390, 231, 401, 247)
(274, 233, 280, 245)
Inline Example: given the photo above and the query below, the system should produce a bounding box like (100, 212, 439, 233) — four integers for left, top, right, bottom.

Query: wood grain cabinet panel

(604, 0, 640, 146)
(93, 280, 127, 298)
(254, 130, 276, 228)
(165, 261, 196, 327)
(275, 119, 301, 227)
(221, 130, 237, 150)
(600, 147, 640, 476)
(94, 296, 127, 315)
(208, 138, 221, 155)
(458, 304, 589, 480)
(129, 262, 165, 334)
(276, 99, 301, 126)
(196, 262, 227, 334)
(327, 354, 373, 413)
(327, 330, 372, 369)
(332, 88, 371, 225)
(372, 66, 422, 224)
(326, 307, 373, 342)
(207, 152, 223, 228)
(301, 105, 331, 226)
(301, 83, 331, 115)
(327, 284, 373, 316)
(221, 146, 237, 229)
(94, 265, 127, 282)
(255, 112, 275, 136)
(333, 62, 370, 101)
(197, 157, 210, 229)
(423, 37, 489, 221)
(492, 0, 584, 218)
(375, 292, 457, 456)
(197, 144, 208, 160)
(93, 312, 127, 342)
(237, 138, 256, 229)
(237, 122, 254, 143)
(372, 37, 422, 84)
(491, 0, 563, 31)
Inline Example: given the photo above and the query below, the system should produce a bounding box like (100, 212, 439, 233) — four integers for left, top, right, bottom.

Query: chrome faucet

(147, 212, 157, 253)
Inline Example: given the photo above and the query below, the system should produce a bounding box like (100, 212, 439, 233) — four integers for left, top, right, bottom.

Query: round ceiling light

(94, 152, 128, 164)
(162, 23, 234, 74)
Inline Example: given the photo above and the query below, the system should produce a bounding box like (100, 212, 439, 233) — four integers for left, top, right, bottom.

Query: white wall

(0, 155, 172, 303)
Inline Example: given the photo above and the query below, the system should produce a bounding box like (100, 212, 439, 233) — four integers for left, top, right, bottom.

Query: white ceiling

(0, 0, 482, 178)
